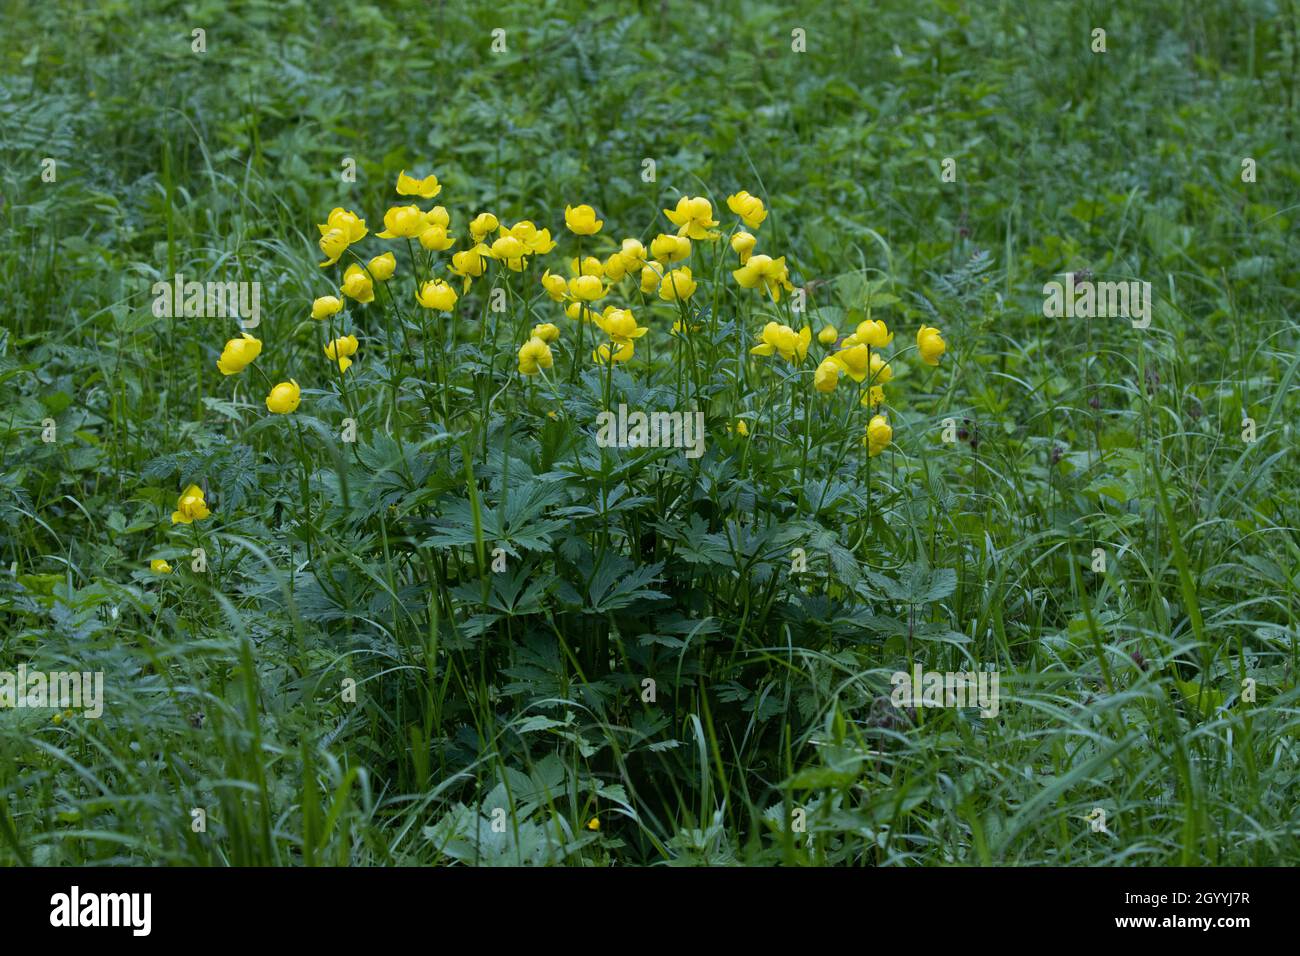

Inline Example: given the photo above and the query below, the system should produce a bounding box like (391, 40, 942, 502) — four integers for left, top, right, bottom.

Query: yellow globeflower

(726, 190, 768, 229)
(311, 295, 343, 320)
(658, 267, 697, 302)
(830, 344, 871, 383)
(813, 357, 841, 393)
(216, 332, 262, 376)
(424, 206, 451, 229)
(850, 319, 893, 348)
(150, 558, 173, 574)
(865, 414, 892, 457)
(569, 255, 605, 278)
(597, 308, 647, 344)
(450, 244, 491, 291)
(341, 264, 375, 303)
(592, 340, 634, 364)
(517, 336, 554, 375)
(395, 169, 441, 199)
(503, 220, 557, 254)
(917, 325, 947, 365)
(868, 352, 893, 384)
(568, 274, 605, 302)
(416, 279, 458, 312)
(266, 380, 301, 415)
(649, 233, 691, 263)
(817, 324, 838, 347)
(733, 253, 794, 302)
(368, 252, 396, 281)
(171, 484, 211, 524)
(564, 204, 603, 235)
(639, 264, 662, 295)
(376, 204, 427, 239)
(490, 235, 529, 271)
(750, 322, 811, 364)
(663, 195, 719, 240)
(316, 207, 367, 265)
(469, 213, 499, 242)
(730, 230, 757, 265)
(861, 385, 886, 409)
(541, 269, 569, 302)
(616, 238, 647, 271)
(324, 334, 359, 373)
(532, 322, 560, 343)
(419, 224, 456, 251)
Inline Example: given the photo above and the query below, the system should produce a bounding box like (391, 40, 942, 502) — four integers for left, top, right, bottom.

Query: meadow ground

(1, 0, 1298, 866)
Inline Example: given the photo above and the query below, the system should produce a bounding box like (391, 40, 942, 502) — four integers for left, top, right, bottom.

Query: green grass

(1, 0, 1298, 866)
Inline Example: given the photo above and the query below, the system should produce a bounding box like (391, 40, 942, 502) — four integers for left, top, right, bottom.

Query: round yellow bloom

(504, 220, 556, 254)
(424, 206, 450, 229)
(419, 224, 456, 251)
(592, 340, 634, 364)
(266, 380, 301, 415)
(861, 385, 886, 409)
(650, 233, 691, 264)
(846, 319, 892, 348)
(597, 308, 647, 344)
(341, 264, 375, 303)
(830, 344, 871, 383)
(150, 558, 173, 574)
(639, 264, 662, 295)
(517, 336, 554, 375)
(866, 414, 893, 457)
(868, 352, 893, 384)
(917, 325, 946, 365)
(324, 334, 359, 373)
(316, 208, 367, 265)
(171, 484, 211, 524)
(490, 235, 529, 271)
(216, 332, 262, 376)
(532, 322, 560, 343)
(541, 269, 569, 302)
(733, 253, 794, 302)
(732, 419, 749, 436)
(726, 190, 768, 229)
(586, 817, 601, 832)
(658, 267, 697, 302)
(731, 230, 757, 264)
(311, 295, 343, 320)
(377, 204, 427, 239)
(416, 279, 458, 312)
(664, 195, 719, 240)
(368, 252, 396, 281)
(569, 255, 605, 278)
(450, 244, 491, 290)
(750, 322, 811, 364)
(817, 324, 838, 347)
(469, 213, 499, 242)
(564, 204, 603, 235)
(318, 228, 349, 268)
(617, 238, 647, 271)
(603, 253, 629, 282)
(813, 357, 841, 393)
(568, 274, 605, 302)
(396, 169, 441, 199)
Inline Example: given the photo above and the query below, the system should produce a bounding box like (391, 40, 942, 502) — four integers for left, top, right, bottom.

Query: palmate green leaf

(586, 557, 667, 613)
(868, 561, 957, 605)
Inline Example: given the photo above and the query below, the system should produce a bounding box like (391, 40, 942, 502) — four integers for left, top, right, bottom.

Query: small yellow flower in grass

(568, 274, 605, 302)
(503, 220, 557, 254)
(868, 352, 893, 384)
(541, 269, 569, 301)
(396, 169, 441, 199)
(592, 340, 635, 364)
(341, 264, 375, 303)
(615, 238, 647, 271)
(517, 336, 554, 375)
(917, 324, 946, 365)
(751, 322, 811, 364)
(490, 235, 529, 271)
(586, 817, 601, 832)
(865, 414, 892, 457)
(266, 380, 301, 415)
(861, 385, 886, 409)
(663, 195, 719, 239)
(172, 484, 211, 524)
(813, 357, 841, 393)
(564, 204, 603, 235)
(817, 324, 838, 347)
(733, 254, 794, 302)
(658, 266, 697, 302)
(733, 418, 749, 436)
(639, 264, 662, 295)
(450, 244, 491, 291)
(316, 207, 367, 265)
(424, 206, 450, 229)
(532, 322, 560, 343)
(670, 317, 702, 335)
(850, 319, 893, 348)
(376, 204, 427, 239)
(311, 295, 343, 320)
(416, 279, 458, 312)
(830, 344, 870, 382)
(569, 255, 605, 278)
(216, 332, 262, 376)
(597, 307, 648, 344)
(469, 213, 499, 242)
(419, 224, 455, 251)
(726, 190, 768, 229)
(324, 334, 359, 373)
(730, 230, 757, 265)
(150, 558, 173, 574)
(367, 252, 396, 281)
(650, 233, 691, 263)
